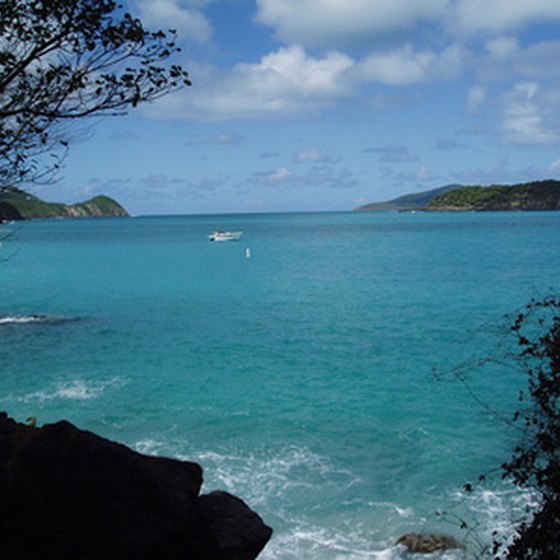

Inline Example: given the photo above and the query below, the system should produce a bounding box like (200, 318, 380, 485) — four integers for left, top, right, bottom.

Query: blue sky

(40, 0, 560, 215)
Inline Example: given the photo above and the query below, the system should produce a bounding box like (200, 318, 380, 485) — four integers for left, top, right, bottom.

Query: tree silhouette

(496, 295, 560, 558)
(435, 295, 560, 557)
(0, 0, 191, 187)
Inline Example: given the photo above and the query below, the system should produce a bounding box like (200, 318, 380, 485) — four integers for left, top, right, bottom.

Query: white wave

(0, 314, 76, 325)
(0, 315, 50, 325)
(134, 439, 167, 456)
(190, 445, 362, 510)
(21, 378, 122, 402)
(446, 482, 541, 556)
(125, 440, 482, 559)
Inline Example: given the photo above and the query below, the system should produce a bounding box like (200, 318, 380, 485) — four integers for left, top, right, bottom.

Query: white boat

(208, 230, 243, 242)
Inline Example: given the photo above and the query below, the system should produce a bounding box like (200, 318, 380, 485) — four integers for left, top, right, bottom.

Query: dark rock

(0, 412, 272, 559)
(199, 491, 273, 560)
(396, 533, 463, 553)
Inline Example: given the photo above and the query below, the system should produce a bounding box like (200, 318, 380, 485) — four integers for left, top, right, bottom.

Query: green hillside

(355, 185, 460, 211)
(429, 179, 560, 211)
(0, 187, 128, 219)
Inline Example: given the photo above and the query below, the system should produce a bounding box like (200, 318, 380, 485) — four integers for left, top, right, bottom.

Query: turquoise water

(1, 211, 559, 558)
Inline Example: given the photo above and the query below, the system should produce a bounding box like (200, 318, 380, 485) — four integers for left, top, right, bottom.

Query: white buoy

(245, 248, 251, 259)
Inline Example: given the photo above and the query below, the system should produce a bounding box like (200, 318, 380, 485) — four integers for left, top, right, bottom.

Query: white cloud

(251, 167, 293, 185)
(255, 0, 448, 48)
(467, 85, 486, 113)
(358, 44, 466, 85)
(485, 37, 519, 60)
(454, 0, 560, 34)
(512, 41, 560, 80)
(295, 147, 334, 163)
(135, 0, 213, 43)
(146, 47, 354, 120)
(478, 40, 560, 82)
(136, 1, 560, 127)
(235, 46, 354, 98)
(255, 0, 560, 48)
(502, 82, 557, 145)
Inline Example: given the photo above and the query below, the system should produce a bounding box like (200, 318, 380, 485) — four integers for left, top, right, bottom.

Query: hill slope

(355, 185, 460, 211)
(0, 187, 128, 219)
(429, 179, 560, 211)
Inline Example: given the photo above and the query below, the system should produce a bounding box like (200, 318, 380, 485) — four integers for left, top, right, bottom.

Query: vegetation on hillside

(0, 187, 127, 219)
(355, 184, 459, 211)
(357, 179, 560, 212)
(429, 180, 560, 211)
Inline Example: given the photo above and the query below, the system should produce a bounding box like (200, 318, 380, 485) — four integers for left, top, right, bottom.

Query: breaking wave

(20, 378, 123, 402)
(0, 314, 78, 326)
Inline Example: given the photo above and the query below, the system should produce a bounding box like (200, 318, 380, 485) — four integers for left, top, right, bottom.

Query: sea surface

(1, 211, 559, 558)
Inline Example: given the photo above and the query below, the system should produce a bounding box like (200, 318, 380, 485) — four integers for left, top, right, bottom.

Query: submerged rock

(0, 412, 272, 559)
(396, 533, 463, 554)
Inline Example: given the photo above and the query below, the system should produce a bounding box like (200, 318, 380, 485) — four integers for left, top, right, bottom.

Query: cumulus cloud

(146, 46, 354, 120)
(454, 0, 560, 34)
(137, 0, 560, 128)
(134, 0, 213, 43)
(502, 82, 557, 145)
(478, 39, 560, 82)
(235, 46, 354, 98)
(358, 44, 466, 85)
(255, 0, 560, 48)
(255, 0, 448, 48)
(486, 37, 519, 60)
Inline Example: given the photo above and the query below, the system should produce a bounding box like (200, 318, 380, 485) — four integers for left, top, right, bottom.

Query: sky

(39, 0, 560, 215)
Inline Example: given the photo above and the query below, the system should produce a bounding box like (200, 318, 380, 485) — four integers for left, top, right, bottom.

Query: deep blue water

(1, 211, 559, 558)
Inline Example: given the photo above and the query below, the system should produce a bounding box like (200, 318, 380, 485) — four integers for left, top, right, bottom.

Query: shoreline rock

(0, 412, 272, 559)
(396, 533, 464, 554)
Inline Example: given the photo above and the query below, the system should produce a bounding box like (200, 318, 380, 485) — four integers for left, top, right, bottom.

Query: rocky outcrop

(0, 412, 272, 559)
(396, 533, 463, 554)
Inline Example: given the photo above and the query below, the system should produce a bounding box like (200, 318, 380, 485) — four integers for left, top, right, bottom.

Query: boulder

(396, 533, 463, 554)
(0, 412, 272, 559)
(199, 491, 274, 560)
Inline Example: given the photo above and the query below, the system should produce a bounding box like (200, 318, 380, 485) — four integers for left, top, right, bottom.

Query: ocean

(1, 211, 558, 558)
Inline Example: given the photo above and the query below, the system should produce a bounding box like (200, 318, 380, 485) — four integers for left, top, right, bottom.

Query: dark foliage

(429, 179, 560, 211)
(496, 296, 560, 558)
(0, 0, 191, 187)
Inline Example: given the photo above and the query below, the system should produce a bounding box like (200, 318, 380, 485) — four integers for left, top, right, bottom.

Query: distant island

(355, 179, 560, 212)
(0, 187, 128, 221)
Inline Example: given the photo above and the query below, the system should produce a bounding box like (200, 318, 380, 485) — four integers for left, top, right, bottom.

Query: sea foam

(0, 314, 77, 325)
(20, 378, 123, 402)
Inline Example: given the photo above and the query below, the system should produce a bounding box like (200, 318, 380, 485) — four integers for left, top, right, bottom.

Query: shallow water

(1, 211, 558, 558)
